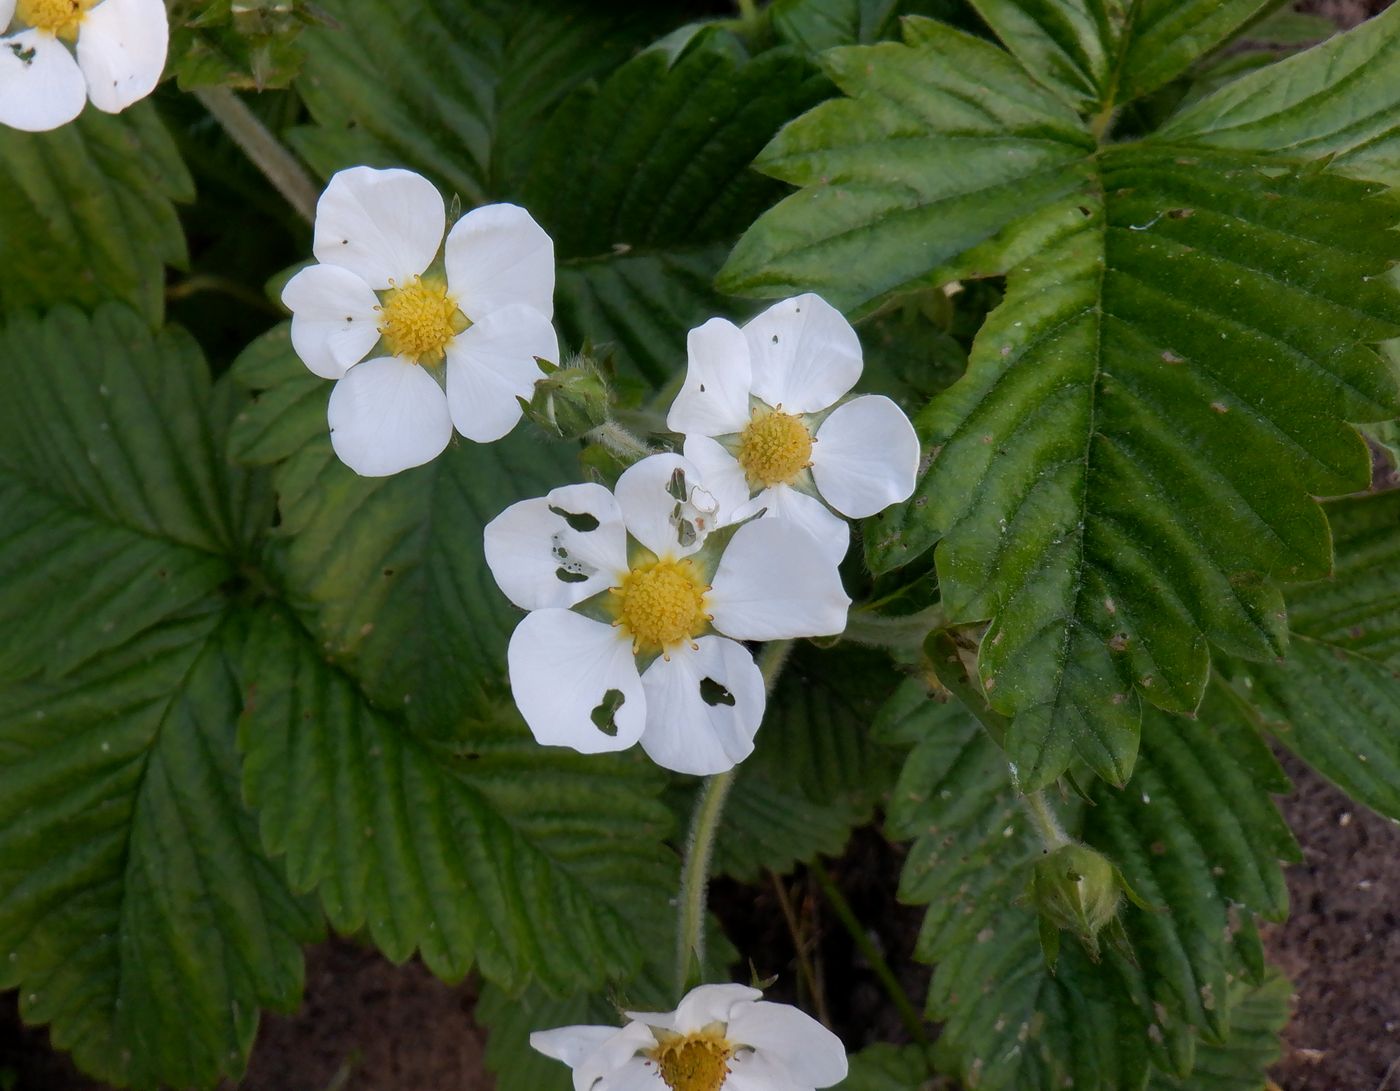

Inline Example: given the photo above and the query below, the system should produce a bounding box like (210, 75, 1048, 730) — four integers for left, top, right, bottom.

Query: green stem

(587, 419, 655, 464)
(674, 639, 794, 993)
(195, 86, 318, 224)
(810, 860, 928, 1046)
(1022, 789, 1071, 851)
(842, 603, 947, 651)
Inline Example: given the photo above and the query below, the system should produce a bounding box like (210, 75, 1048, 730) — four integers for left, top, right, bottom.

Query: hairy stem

(1022, 789, 1072, 851)
(674, 639, 794, 993)
(586, 419, 655, 464)
(195, 87, 318, 225)
(810, 860, 927, 1046)
(842, 603, 948, 651)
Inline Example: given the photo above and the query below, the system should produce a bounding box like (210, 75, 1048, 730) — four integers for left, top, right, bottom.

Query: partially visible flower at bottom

(530, 983, 848, 1091)
(483, 452, 850, 775)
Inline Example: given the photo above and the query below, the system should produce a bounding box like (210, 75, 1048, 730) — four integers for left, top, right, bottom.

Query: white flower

(0, 0, 167, 132)
(484, 453, 849, 775)
(281, 165, 558, 476)
(667, 294, 920, 565)
(530, 983, 848, 1091)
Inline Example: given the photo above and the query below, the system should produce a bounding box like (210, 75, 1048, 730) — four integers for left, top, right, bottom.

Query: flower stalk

(196, 86, 319, 224)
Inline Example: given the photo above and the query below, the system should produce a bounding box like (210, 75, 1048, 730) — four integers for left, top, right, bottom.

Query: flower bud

(1030, 843, 1123, 965)
(521, 356, 612, 440)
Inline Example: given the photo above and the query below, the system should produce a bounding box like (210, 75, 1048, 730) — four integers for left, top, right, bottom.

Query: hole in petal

(555, 568, 589, 584)
(666, 468, 689, 503)
(548, 505, 601, 533)
(590, 689, 626, 736)
(699, 677, 735, 708)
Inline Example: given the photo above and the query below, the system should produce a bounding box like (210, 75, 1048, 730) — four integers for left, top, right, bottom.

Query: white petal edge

(312, 166, 444, 289)
(533, 1021, 656, 1091)
(444, 303, 556, 442)
(0, 30, 86, 132)
(506, 609, 646, 755)
(738, 484, 850, 567)
(727, 1000, 849, 1087)
(77, 0, 168, 113)
(615, 452, 707, 560)
(326, 357, 452, 477)
(681, 434, 753, 525)
(0, 1, 15, 30)
(528, 1025, 617, 1069)
(483, 483, 627, 612)
(744, 294, 862, 414)
(626, 984, 763, 1033)
(812, 394, 920, 518)
(708, 518, 850, 640)
(282, 264, 383, 379)
(445, 202, 555, 321)
(667, 317, 753, 437)
(639, 637, 764, 776)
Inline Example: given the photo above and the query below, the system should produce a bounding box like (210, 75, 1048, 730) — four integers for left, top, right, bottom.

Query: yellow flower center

(16, 0, 94, 38)
(613, 559, 710, 655)
(377, 276, 466, 364)
(737, 408, 813, 488)
(649, 1030, 735, 1091)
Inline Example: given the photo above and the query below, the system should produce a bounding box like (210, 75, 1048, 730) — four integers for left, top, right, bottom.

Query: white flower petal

(507, 610, 646, 754)
(0, 30, 86, 132)
(755, 484, 850, 567)
(725, 1049, 810, 1091)
(708, 519, 850, 640)
(602, 1057, 666, 1091)
(529, 1025, 618, 1069)
(484, 483, 627, 611)
(445, 202, 555, 320)
(812, 394, 919, 518)
(444, 303, 556, 442)
(76, 0, 167, 113)
(744, 294, 862, 414)
(326, 357, 452, 477)
(682, 435, 752, 524)
(626, 984, 762, 1033)
(639, 637, 764, 776)
(0, 1, 15, 30)
(615, 452, 706, 559)
(667, 317, 753, 437)
(313, 166, 444, 289)
(282, 264, 382, 379)
(727, 1001, 849, 1087)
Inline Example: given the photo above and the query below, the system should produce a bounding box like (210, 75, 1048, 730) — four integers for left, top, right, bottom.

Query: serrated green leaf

(0, 306, 319, 1089)
(1159, 5, 1400, 188)
(1224, 491, 1400, 819)
(237, 609, 675, 994)
(723, 21, 1400, 789)
(885, 681, 1296, 1089)
(968, 1, 1280, 113)
(769, 0, 966, 53)
(0, 106, 191, 325)
(1146, 974, 1290, 1091)
(229, 324, 581, 736)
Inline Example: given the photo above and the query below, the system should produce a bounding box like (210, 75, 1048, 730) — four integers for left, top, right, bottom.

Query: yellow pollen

(737, 408, 813, 487)
(612, 559, 710, 654)
(16, 0, 94, 38)
(649, 1030, 735, 1091)
(377, 276, 465, 364)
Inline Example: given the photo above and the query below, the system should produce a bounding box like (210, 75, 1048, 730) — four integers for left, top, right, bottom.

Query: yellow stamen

(737, 406, 813, 488)
(612, 558, 710, 655)
(15, 0, 94, 39)
(649, 1029, 735, 1091)
(377, 276, 466, 364)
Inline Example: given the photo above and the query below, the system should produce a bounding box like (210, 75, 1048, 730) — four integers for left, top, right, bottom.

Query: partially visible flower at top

(0, 0, 168, 132)
(667, 294, 920, 565)
(484, 453, 849, 775)
(281, 165, 557, 476)
(530, 982, 848, 1091)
